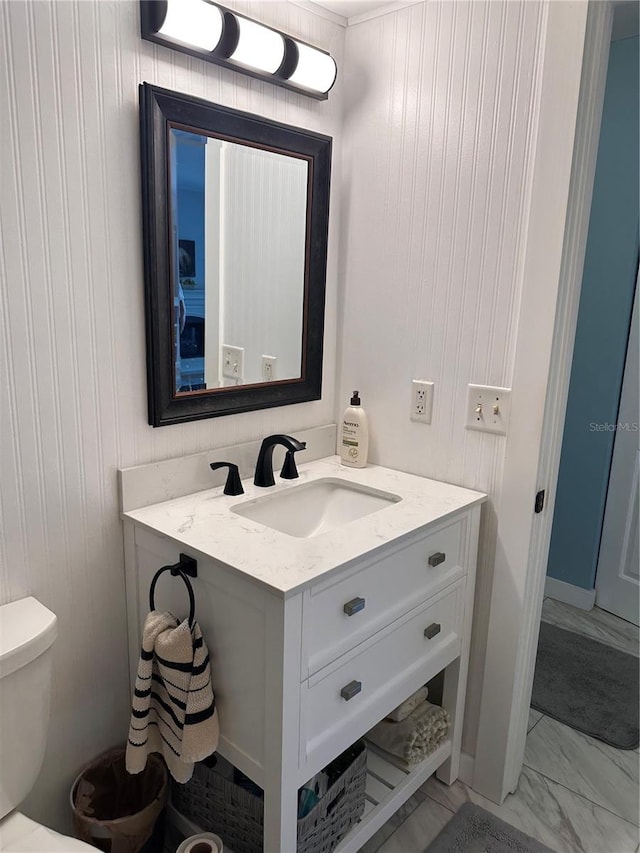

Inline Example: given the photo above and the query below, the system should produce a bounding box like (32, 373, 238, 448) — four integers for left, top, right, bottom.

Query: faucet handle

(210, 462, 244, 496)
(280, 448, 302, 480)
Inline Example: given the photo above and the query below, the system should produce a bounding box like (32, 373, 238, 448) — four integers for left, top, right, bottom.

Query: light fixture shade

(287, 40, 337, 94)
(228, 15, 285, 75)
(158, 0, 224, 52)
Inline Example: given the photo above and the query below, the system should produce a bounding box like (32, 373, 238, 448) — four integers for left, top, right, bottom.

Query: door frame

(472, 1, 614, 802)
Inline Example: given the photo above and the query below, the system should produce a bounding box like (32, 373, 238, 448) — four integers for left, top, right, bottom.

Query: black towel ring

(149, 554, 198, 628)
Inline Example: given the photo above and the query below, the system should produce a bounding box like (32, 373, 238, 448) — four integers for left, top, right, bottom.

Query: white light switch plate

(221, 344, 244, 382)
(466, 384, 512, 435)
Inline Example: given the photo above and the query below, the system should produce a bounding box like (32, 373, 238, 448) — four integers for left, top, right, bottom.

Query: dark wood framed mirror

(139, 83, 332, 426)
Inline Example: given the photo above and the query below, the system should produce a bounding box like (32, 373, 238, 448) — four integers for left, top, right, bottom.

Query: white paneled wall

(222, 145, 307, 383)
(0, 0, 343, 830)
(339, 1, 546, 757)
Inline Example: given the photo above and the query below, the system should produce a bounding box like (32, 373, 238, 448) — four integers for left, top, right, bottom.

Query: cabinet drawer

(302, 517, 464, 677)
(299, 579, 464, 772)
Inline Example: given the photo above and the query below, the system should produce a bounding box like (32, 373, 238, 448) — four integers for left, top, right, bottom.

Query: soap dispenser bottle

(340, 390, 369, 468)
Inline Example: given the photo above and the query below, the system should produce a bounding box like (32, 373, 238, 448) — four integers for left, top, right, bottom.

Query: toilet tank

(0, 597, 57, 819)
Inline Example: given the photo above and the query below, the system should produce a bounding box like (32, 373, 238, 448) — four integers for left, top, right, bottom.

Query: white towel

(385, 686, 429, 722)
(365, 701, 450, 767)
(126, 610, 219, 783)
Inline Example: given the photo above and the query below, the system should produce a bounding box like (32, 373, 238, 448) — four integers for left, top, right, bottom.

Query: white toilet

(0, 596, 95, 851)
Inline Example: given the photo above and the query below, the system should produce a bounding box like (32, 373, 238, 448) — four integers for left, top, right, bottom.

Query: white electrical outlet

(411, 380, 434, 423)
(466, 384, 512, 434)
(221, 344, 244, 382)
(262, 355, 277, 381)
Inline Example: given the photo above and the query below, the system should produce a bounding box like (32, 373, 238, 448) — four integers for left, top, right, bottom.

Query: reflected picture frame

(178, 239, 196, 278)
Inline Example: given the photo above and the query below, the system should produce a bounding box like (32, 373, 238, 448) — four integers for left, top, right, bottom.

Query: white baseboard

(458, 751, 475, 787)
(544, 576, 596, 610)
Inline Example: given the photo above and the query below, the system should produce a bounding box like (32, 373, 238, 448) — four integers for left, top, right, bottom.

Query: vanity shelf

(122, 454, 485, 852)
(335, 741, 452, 852)
(168, 741, 453, 852)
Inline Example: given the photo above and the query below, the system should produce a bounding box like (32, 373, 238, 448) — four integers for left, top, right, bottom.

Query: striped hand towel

(126, 610, 219, 783)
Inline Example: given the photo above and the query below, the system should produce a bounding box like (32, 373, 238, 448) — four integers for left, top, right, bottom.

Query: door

(595, 275, 639, 625)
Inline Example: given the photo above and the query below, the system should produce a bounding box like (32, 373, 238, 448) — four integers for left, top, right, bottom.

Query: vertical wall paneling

(222, 145, 307, 384)
(0, 0, 343, 830)
(339, 1, 547, 759)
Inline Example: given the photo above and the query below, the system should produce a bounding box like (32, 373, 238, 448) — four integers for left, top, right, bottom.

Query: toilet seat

(0, 811, 95, 851)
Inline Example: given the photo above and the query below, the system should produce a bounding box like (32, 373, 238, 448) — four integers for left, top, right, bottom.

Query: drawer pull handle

(340, 680, 362, 701)
(424, 622, 441, 639)
(343, 597, 365, 616)
(428, 552, 446, 567)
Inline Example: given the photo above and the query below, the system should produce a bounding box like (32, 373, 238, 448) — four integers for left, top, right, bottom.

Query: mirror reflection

(171, 128, 309, 394)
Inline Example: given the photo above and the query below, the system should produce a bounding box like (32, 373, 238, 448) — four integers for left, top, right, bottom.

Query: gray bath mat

(426, 802, 554, 852)
(531, 621, 639, 749)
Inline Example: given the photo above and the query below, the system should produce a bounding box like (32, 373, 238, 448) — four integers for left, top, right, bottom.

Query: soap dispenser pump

(340, 390, 369, 468)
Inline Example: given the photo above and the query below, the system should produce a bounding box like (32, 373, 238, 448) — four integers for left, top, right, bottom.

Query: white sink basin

(232, 477, 401, 538)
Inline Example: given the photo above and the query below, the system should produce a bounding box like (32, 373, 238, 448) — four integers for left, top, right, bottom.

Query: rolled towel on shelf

(385, 685, 429, 722)
(365, 701, 450, 767)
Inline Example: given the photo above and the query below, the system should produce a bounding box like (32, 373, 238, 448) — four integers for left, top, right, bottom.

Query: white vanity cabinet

(122, 456, 484, 853)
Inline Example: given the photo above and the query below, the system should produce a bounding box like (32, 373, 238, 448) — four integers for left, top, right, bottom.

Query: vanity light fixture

(140, 0, 337, 100)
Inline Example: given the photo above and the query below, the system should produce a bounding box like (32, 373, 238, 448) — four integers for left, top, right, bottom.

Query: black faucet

(254, 434, 307, 487)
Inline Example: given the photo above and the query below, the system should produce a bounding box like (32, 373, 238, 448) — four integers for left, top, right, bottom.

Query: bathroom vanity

(121, 446, 485, 852)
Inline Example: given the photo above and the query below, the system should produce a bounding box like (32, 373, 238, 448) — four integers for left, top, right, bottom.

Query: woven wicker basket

(172, 741, 367, 853)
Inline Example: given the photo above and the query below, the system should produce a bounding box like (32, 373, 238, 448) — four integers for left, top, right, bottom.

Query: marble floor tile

(524, 716, 640, 825)
(359, 790, 428, 853)
(421, 766, 640, 853)
(528, 708, 544, 732)
(375, 796, 453, 853)
(541, 599, 639, 657)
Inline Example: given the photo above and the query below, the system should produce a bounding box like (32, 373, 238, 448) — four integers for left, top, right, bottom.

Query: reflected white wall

(221, 145, 307, 384)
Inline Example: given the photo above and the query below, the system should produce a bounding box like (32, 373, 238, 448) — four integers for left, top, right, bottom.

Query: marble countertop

(122, 456, 486, 597)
